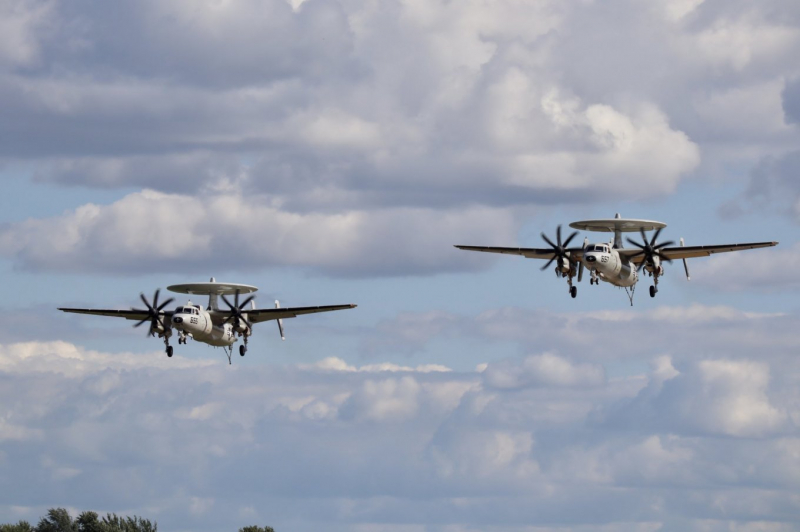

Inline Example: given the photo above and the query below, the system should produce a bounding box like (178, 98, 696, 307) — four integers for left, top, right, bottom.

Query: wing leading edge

(454, 245, 584, 260)
(618, 241, 778, 262)
(234, 304, 357, 324)
(58, 308, 163, 320)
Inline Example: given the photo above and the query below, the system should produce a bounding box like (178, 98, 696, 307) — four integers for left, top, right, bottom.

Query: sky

(0, 0, 799, 530)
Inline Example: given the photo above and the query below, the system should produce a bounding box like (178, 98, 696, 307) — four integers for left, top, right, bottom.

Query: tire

(570, 286, 577, 298)
(650, 285, 656, 298)
(167, 346, 173, 357)
(239, 345, 246, 357)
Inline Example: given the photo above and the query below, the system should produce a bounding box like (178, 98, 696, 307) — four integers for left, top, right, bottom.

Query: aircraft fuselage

(581, 243, 638, 288)
(170, 304, 237, 347)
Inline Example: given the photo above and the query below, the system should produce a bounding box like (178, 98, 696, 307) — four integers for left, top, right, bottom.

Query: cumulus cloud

(604, 357, 788, 437)
(0, 189, 517, 276)
(360, 304, 800, 362)
(482, 353, 606, 389)
(1, 340, 799, 531)
(691, 243, 800, 291)
(0, 0, 734, 217)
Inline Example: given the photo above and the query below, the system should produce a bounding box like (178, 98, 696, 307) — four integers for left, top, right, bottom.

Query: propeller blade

(221, 294, 234, 310)
(653, 240, 675, 250)
(134, 317, 149, 328)
(578, 261, 584, 283)
(562, 231, 579, 249)
(541, 257, 556, 271)
(541, 232, 556, 249)
(152, 289, 160, 310)
(238, 295, 255, 310)
(157, 297, 174, 311)
(650, 228, 662, 247)
(140, 293, 152, 310)
(626, 237, 646, 249)
(655, 251, 673, 264)
(556, 225, 563, 247)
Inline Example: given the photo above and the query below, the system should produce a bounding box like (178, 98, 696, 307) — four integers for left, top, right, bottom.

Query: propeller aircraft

(456, 214, 778, 305)
(59, 279, 357, 363)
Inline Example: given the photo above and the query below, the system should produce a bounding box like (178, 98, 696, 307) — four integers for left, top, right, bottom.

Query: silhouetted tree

(0, 522, 34, 532)
(35, 509, 77, 532)
(1, 509, 157, 532)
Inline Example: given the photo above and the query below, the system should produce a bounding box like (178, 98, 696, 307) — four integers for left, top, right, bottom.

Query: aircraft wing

(58, 308, 171, 321)
(454, 245, 584, 260)
(240, 304, 357, 324)
(618, 241, 778, 262)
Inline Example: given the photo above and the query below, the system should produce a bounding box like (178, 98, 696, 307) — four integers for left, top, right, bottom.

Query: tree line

(0, 508, 274, 532)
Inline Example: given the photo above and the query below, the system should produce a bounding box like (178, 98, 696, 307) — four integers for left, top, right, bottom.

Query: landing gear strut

(163, 333, 173, 357)
(650, 272, 660, 298)
(567, 272, 578, 299)
(239, 332, 249, 357)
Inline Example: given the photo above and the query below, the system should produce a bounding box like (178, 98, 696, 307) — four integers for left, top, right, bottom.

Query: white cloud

(1, 341, 799, 530)
(0, 189, 517, 276)
(483, 353, 606, 389)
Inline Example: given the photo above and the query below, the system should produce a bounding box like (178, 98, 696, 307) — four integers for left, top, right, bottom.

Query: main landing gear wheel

(166, 345, 173, 357)
(650, 285, 657, 298)
(239, 345, 246, 357)
(570, 286, 577, 298)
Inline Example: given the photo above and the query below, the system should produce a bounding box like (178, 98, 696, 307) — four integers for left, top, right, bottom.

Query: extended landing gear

(177, 331, 189, 345)
(239, 345, 247, 357)
(650, 273, 660, 298)
(163, 334, 173, 357)
(166, 345, 173, 357)
(570, 286, 577, 298)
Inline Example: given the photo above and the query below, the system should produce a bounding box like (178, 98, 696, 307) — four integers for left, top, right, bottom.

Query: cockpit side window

(176, 307, 184, 313)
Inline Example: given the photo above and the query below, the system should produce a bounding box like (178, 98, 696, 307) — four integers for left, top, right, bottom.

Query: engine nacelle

(557, 256, 571, 274)
(644, 256, 662, 274)
(149, 320, 167, 337)
(233, 316, 250, 335)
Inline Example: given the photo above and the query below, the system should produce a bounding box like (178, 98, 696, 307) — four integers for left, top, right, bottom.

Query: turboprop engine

(221, 291, 255, 336)
(644, 255, 662, 275)
(557, 256, 572, 275)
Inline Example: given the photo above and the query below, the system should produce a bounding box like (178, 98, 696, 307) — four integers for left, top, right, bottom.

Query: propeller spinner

(540, 225, 581, 272)
(627, 228, 675, 272)
(133, 289, 174, 334)
(221, 290, 255, 334)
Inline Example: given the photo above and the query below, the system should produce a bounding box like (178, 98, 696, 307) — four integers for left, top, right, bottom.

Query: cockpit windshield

(587, 245, 608, 253)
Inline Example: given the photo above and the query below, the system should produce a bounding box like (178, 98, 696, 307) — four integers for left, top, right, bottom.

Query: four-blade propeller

(133, 289, 174, 333)
(221, 291, 255, 334)
(626, 228, 674, 271)
(540, 225, 580, 271)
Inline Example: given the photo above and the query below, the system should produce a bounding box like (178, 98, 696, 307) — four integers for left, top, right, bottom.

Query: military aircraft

(456, 214, 777, 304)
(59, 279, 356, 363)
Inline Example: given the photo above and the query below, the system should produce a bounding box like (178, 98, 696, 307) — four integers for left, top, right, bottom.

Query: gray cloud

(2, 340, 799, 530)
(720, 150, 800, 223)
(359, 304, 800, 361)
